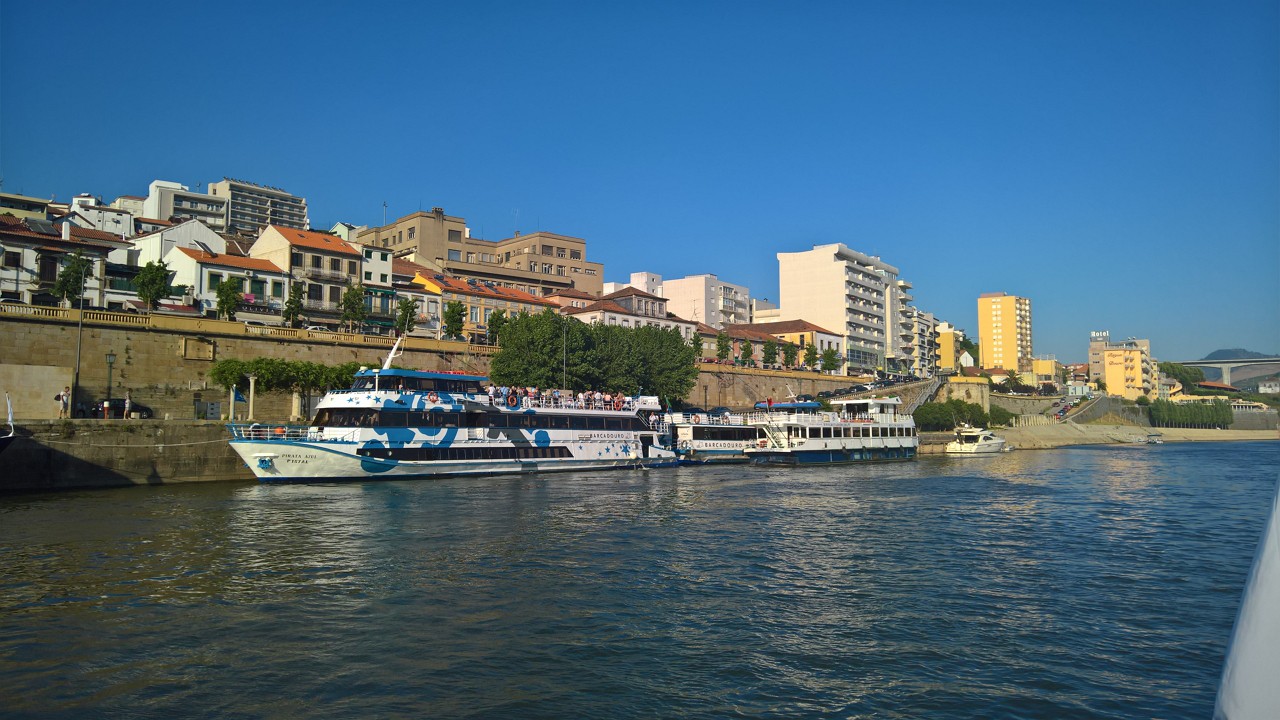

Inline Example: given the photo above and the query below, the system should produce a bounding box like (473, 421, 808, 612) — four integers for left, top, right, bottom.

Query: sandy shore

(1000, 423, 1278, 450)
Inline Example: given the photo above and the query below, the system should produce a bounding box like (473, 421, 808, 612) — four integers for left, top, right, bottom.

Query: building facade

(356, 208, 604, 298)
(208, 178, 309, 235)
(250, 225, 362, 325)
(658, 273, 750, 328)
(777, 243, 916, 374)
(977, 291, 1032, 372)
(142, 180, 229, 233)
(1091, 333, 1157, 401)
(413, 273, 555, 342)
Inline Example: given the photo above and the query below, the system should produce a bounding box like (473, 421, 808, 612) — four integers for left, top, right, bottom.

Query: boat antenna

(383, 335, 404, 370)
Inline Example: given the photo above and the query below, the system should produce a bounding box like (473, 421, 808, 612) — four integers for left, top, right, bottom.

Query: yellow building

(936, 322, 963, 374)
(1101, 345, 1157, 401)
(1031, 357, 1063, 390)
(977, 292, 1032, 372)
(412, 273, 556, 342)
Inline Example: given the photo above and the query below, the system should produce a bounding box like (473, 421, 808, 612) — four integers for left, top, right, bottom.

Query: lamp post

(104, 351, 116, 419)
(71, 259, 92, 416)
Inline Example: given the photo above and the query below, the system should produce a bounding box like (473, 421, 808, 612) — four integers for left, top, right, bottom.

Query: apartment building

(67, 194, 133, 238)
(977, 292, 1033, 372)
(356, 208, 604, 298)
(1090, 332, 1157, 401)
(0, 192, 51, 220)
(0, 215, 120, 306)
(142, 180, 229, 233)
(902, 307, 939, 377)
(564, 287, 696, 340)
(654, 273, 751, 328)
(777, 243, 918, 374)
(163, 247, 289, 320)
(251, 225, 362, 324)
(208, 178, 309, 235)
(935, 322, 964, 374)
(413, 273, 555, 342)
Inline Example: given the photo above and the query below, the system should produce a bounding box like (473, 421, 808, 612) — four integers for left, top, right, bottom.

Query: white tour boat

(742, 397, 918, 465)
(227, 344, 678, 482)
(664, 410, 755, 464)
(945, 425, 1009, 454)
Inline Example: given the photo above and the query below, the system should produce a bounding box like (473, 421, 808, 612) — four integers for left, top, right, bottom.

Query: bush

(989, 405, 1015, 426)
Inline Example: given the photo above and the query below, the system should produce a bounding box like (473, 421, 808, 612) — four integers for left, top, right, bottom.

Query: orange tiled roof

(267, 225, 361, 256)
(392, 258, 435, 277)
(601, 286, 663, 301)
(564, 299, 631, 316)
(420, 274, 554, 306)
(176, 247, 285, 274)
(728, 319, 839, 337)
(546, 287, 596, 300)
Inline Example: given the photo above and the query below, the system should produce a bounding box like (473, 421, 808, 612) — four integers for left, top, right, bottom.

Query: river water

(2, 441, 1276, 719)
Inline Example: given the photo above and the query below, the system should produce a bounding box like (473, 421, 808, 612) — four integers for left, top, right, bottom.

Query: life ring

(758, 439, 768, 448)
(692, 415, 701, 424)
(273, 426, 286, 436)
(507, 394, 518, 407)
(427, 391, 440, 403)
(613, 398, 623, 411)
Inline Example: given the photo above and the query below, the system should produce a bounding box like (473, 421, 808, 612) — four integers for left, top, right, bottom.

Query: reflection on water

(0, 443, 1276, 718)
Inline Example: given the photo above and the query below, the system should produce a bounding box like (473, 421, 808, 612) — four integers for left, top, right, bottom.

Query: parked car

(92, 399, 154, 419)
(708, 406, 733, 417)
(303, 325, 328, 331)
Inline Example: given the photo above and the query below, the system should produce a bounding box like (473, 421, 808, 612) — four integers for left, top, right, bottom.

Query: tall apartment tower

(977, 292, 1033, 372)
(208, 178, 309, 235)
(777, 243, 916, 374)
(659, 273, 750, 328)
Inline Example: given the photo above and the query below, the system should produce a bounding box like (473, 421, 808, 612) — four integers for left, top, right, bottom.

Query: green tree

(803, 344, 819, 369)
(340, 284, 367, 332)
(820, 347, 843, 373)
(443, 301, 466, 340)
(989, 405, 1014, 426)
(1159, 362, 1206, 389)
(395, 297, 418, 336)
(487, 309, 508, 345)
(740, 339, 753, 366)
(762, 339, 778, 366)
(1135, 395, 1151, 406)
(490, 310, 584, 389)
(133, 261, 171, 310)
(782, 343, 799, 367)
(715, 332, 732, 361)
(215, 277, 243, 321)
(281, 282, 305, 328)
(53, 251, 92, 307)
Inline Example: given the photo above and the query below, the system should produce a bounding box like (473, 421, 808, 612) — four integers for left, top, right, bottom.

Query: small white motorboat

(945, 425, 1009, 454)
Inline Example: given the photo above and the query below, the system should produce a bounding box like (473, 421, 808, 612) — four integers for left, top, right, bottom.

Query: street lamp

(71, 259, 92, 416)
(104, 351, 116, 419)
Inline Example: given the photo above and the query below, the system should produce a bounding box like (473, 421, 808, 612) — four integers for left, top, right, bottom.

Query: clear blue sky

(3, 1, 1276, 362)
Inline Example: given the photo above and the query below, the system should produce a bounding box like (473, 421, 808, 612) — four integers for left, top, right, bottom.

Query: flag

(234, 387, 247, 403)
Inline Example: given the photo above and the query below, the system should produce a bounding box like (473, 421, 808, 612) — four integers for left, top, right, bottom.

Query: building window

(364, 271, 372, 281)
(557, 265, 565, 276)
(448, 229, 461, 243)
(469, 305, 480, 323)
(380, 274, 388, 283)
(570, 249, 581, 260)
(2, 251, 19, 268)
(272, 281, 284, 298)
(542, 245, 553, 255)
(348, 260, 358, 275)
(448, 249, 461, 262)
(329, 286, 341, 303)
(330, 258, 341, 272)
(310, 255, 322, 268)
(466, 252, 475, 263)
(307, 284, 323, 301)
(364, 249, 372, 259)
(209, 273, 223, 289)
(408, 228, 415, 240)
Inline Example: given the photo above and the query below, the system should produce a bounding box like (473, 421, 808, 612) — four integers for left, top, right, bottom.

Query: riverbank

(1001, 423, 1278, 450)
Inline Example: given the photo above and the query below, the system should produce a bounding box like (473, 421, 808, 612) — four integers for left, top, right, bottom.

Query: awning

(366, 286, 397, 295)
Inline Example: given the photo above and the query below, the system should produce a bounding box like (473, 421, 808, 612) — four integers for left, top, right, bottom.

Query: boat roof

(754, 400, 822, 410)
(831, 396, 901, 406)
(354, 368, 489, 382)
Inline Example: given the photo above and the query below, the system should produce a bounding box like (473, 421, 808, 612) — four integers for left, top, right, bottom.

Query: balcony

(302, 267, 349, 282)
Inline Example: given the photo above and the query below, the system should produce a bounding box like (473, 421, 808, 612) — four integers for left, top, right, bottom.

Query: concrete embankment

(1000, 423, 1278, 450)
(2, 420, 253, 492)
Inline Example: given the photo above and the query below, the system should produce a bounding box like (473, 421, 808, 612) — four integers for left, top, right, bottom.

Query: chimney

(62, 222, 71, 240)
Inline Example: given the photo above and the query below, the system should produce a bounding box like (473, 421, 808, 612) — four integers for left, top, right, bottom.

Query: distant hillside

(1203, 348, 1274, 361)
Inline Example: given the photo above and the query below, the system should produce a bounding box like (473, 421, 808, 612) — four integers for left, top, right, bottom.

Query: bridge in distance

(1172, 357, 1280, 386)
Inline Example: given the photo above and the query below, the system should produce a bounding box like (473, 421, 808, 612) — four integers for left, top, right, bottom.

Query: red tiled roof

(728, 319, 839, 336)
(564, 299, 631, 316)
(176, 248, 285, 274)
(421, 274, 553, 306)
(69, 225, 127, 243)
(546, 287, 596, 300)
(601, 286, 663, 301)
(1197, 381, 1239, 391)
(267, 225, 361, 256)
(135, 217, 174, 226)
(392, 258, 436, 278)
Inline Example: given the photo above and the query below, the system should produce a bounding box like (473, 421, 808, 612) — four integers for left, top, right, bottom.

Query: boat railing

(228, 423, 360, 443)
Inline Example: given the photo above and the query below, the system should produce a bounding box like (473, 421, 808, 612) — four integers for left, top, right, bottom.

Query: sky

(2, 1, 1276, 362)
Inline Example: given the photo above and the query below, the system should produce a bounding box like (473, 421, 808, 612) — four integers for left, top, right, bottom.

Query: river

(2, 441, 1276, 718)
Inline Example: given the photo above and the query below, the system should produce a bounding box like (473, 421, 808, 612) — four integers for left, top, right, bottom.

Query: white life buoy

(692, 415, 701, 424)
(427, 391, 440, 403)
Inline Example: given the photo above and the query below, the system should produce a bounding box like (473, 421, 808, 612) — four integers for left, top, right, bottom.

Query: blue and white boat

(742, 397, 918, 465)
(664, 410, 755, 464)
(227, 348, 677, 482)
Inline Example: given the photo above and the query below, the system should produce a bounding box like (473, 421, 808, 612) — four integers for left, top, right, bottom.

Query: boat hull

(746, 445, 917, 465)
(230, 439, 678, 482)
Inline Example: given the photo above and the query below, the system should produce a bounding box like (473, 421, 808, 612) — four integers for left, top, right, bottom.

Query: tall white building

(657, 273, 750, 328)
(777, 243, 919, 375)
